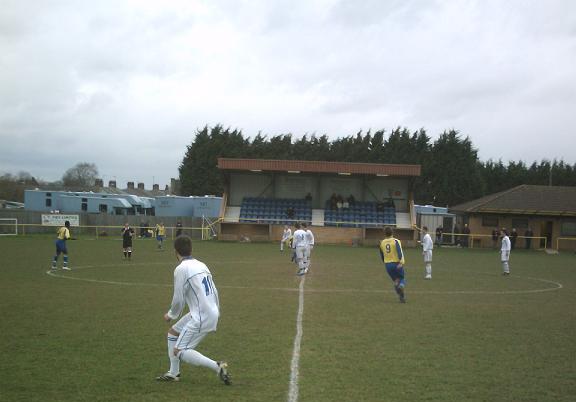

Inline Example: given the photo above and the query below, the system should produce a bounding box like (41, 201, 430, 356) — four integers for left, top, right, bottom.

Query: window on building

(561, 221, 576, 236)
(511, 218, 529, 229)
(45, 199, 52, 207)
(482, 216, 499, 227)
(81, 203, 88, 211)
(82, 198, 87, 202)
(46, 193, 52, 197)
(99, 204, 108, 213)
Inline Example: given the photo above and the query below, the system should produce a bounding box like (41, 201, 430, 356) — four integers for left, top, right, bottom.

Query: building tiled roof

(450, 185, 576, 216)
(218, 158, 421, 176)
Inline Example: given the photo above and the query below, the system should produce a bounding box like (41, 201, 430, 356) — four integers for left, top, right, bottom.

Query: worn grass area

(0, 236, 574, 402)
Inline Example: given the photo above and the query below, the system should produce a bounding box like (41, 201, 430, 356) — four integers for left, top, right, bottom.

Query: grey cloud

(1, 0, 575, 186)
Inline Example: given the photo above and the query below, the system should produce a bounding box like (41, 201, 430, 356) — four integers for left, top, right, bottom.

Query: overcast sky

(1, 0, 575, 189)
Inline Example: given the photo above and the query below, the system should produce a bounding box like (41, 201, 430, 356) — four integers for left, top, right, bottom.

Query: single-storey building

(449, 185, 576, 250)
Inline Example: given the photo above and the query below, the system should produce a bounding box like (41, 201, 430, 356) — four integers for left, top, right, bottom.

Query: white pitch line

(45, 270, 169, 287)
(287, 276, 306, 402)
(45, 263, 564, 295)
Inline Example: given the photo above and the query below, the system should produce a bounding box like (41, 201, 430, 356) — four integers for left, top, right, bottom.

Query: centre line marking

(288, 276, 306, 402)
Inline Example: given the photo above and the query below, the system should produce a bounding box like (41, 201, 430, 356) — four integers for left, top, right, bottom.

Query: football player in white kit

(280, 225, 292, 251)
(421, 226, 433, 279)
(301, 222, 314, 273)
(156, 235, 231, 385)
(500, 229, 511, 275)
(292, 223, 308, 276)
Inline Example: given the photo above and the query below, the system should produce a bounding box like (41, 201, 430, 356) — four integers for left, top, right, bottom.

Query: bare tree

(62, 162, 99, 188)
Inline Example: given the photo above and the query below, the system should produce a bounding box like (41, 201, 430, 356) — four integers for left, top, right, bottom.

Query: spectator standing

(453, 224, 460, 246)
(525, 227, 534, 249)
(510, 228, 518, 250)
(462, 224, 471, 248)
(435, 226, 443, 247)
(492, 228, 499, 249)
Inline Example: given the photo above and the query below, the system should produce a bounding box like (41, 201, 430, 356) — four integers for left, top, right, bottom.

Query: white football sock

(178, 349, 219, 372)
(426, 263, 432, 276)
(167, 334, 180, 375)
(502, 262, 510, 273)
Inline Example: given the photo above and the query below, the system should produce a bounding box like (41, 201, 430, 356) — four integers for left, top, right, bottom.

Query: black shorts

(123, 239, 133, 248)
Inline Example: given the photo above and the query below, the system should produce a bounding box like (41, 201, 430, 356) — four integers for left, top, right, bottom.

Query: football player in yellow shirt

(51, 220, 72, 271)
(379, 226, 406, 303)
(156, 222, 166, 250)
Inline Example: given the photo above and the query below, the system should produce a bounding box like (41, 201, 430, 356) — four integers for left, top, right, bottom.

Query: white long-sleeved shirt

(501, 236, 511, 255)
(292, 229, 307, 248)
(167, 257, 220, 333)
(281, 228, 292, 241)
(422, 233, 433, 252)
(305, 229, 315, 246)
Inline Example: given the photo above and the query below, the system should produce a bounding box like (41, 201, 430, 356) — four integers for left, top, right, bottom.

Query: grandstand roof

(217, 158, 421, 176)
(450, 185, 576, 216)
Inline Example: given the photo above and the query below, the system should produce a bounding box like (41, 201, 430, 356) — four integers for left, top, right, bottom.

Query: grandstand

(218, 158, 421, 244)
(324, 200, 396, 227)
(239, 197, 312, 225)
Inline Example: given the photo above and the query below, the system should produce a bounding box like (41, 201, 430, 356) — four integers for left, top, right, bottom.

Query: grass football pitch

(0, 236, 575, 402)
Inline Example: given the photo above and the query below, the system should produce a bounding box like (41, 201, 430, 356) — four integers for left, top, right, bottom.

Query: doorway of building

(443, 216, 454, 244)
(540, 221, 553, 248)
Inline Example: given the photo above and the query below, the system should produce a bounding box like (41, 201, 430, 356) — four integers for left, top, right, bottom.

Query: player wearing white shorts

(421, 226, 433, 279)
(500, 229, 511, 275)
(302, 222, 314, 273)
(280, 225, 292, 251)
(156, 235, 231, 385)
(292, 223, 307, 276)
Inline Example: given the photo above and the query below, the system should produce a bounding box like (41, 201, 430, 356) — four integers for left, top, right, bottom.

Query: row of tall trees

(179, 125, 576, 206)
